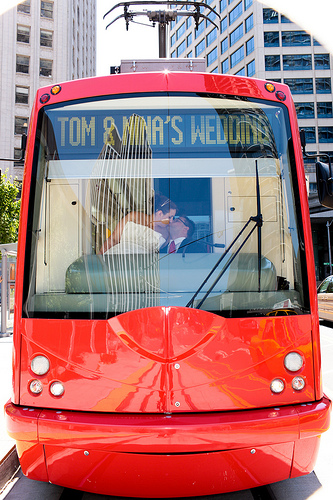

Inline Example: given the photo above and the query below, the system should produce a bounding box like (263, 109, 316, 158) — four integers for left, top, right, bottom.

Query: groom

(164, 216, 195, 253)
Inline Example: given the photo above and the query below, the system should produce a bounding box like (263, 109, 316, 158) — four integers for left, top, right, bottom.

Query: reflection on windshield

(23, 93, 309, 319)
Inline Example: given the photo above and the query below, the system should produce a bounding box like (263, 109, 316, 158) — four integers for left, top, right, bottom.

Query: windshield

(23, 92, 309, 319)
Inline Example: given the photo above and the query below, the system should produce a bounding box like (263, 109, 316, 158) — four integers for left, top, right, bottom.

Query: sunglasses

(174, 217, 188, 227)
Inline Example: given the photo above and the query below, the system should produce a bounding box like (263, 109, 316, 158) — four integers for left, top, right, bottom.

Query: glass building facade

(169, 1, 333, 191)
(169, 0, 333, 283)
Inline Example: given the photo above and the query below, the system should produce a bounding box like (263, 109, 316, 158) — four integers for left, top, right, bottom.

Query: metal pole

(158, 23, 167, 58)
(1, 250, 8, 334)
(327, 221, 332, 276)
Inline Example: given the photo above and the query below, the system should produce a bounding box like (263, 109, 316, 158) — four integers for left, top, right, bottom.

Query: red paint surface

(6, 71, 330, 496)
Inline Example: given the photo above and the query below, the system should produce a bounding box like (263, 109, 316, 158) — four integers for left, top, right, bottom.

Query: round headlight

(284, 352, 303, 372)
(292, 376, 305, 391)
(50, 381, 65, 397)
(29, 379, 43, 394)
(270, 378, 285, 394)
(31, 355, 50, 376)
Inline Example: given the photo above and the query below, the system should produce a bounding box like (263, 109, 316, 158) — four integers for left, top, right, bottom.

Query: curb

(0, 446, 19, 490)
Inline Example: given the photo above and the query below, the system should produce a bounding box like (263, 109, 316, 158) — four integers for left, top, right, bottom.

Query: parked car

(318, 275, 333, 321)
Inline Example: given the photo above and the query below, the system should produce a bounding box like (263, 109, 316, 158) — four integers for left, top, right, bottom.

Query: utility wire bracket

(104, 1, 221, 57)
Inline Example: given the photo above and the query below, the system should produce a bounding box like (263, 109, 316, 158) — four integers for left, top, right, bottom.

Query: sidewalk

(0, 314, 18, 490)
(0, 330, 15, 458)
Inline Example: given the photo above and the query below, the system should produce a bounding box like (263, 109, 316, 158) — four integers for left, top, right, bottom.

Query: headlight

(292, 376, 305, 391)
(284, 352, 303, 372)
(50, 381, 65, 397)
(31, 355, 50, 376)
(29, 379, 43, 394)
(270, 378, 285, 394)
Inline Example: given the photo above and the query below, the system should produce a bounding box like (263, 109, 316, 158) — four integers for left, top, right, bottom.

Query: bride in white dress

(106, 220, 165, 254)
(99, 194, 177, 255)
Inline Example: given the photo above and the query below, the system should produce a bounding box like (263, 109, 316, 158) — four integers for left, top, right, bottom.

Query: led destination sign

(47, 109, 273, 158)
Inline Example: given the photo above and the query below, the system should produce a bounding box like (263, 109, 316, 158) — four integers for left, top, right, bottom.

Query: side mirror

(316, 161, 333, 208)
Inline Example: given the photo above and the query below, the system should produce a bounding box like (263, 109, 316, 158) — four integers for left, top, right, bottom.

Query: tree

(0, 170, 21, 248)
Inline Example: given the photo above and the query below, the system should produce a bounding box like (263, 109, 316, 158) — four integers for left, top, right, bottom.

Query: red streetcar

(5, 69, 331, 497)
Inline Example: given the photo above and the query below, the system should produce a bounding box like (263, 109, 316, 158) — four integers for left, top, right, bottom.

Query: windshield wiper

(186, 159, 263, 309)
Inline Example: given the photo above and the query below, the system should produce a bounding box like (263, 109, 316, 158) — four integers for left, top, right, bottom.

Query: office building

(170, 0, 333, 281)
(0, 0, 96, 180)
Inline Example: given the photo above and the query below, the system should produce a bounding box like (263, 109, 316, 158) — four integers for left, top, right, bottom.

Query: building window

(230, 45, 244, 68)
(207, 28, 217, 47)
(16, 54, 29, 74)
(221, 16, 228, 33)
(313, 38, 321, 46)
(207, 46, 218, 66)
(41, 1, 53, 19)
(282, 31, 311, 46)
(314, 54, 330, 70)
(230, 23, 243, 46)
(283, 54, 312, 71)
(235, 67, 245, 76)
(14, 148, 23, 162)
(17, 1, 30, 14)
(15, 116, 28, 135)
(284, 78, 313, 94)
(265, 55, 280, 71)
(171, 34, 175, 46)
(17, 25, 30, 44)
(229, 2, 243, 26)
(221, 37, 228, 54)
(176, 22, 186, 40)
(316, 77, 331, 94)
(187, 33, 192, 47)
(186, 17, 192, 30)
(206, 10, 217, 28)
(222, 58, 229, 73)
(247, 59, 255, 76)
(281, 14, 292, 23)
(195, 20, 205, 39)
(246, 36, 254, 55)
(220, 0, 227, 12)
(303, 127, 316, 143)
(320, 152, 333, 163)
(40, 58, 52, 77)
(40, 29, 53, 47)
(263, 8, 278, 23)
(187, 50, 193, 58)
(15, 86, 29, 104)
(245, 0, 253, 10)
(245, 14, 253, 33)
(308, 182, 317, 193)
(318, 127, 333, 143)
(264, 31, 279, 47)
(171, 50, 176, 58)
(294, 102, 315, 119)
(317, 102, 333, 118)
(195, 38, 206, 57)
(211, 66, 218, 74)
(303, 153, 316, 165)
(177, 40, 186, 57)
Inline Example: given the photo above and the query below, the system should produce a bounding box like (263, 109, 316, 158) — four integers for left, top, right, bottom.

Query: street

(1, 323, 333, 499)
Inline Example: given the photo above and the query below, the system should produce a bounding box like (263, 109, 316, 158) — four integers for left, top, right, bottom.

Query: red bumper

(5, 397, 331, 497)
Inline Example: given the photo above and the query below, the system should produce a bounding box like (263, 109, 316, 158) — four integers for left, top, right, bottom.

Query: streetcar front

(6, 73, 331, 497)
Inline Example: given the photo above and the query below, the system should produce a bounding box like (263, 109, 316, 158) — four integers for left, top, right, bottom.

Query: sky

(97, 0, 158, 75)
(2, 1, 333, 76)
